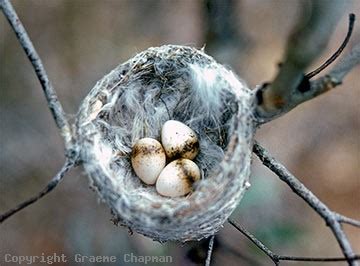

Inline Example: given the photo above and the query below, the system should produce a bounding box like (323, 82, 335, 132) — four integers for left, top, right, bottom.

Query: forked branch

(252, 142, 360, 266)
(0, 0, 78, 223)
(228, 218, 360, 265)
(1, 1, 359, 265)
(255, 0, 359, 122)
(309, 42, 360, 99)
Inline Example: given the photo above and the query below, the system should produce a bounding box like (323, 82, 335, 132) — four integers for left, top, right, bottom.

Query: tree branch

(253, 142, 360, 266)
(228, 219, 279, 265)
(308, 42, 360, 98)
(216, 237, 262, 265)
(205, 235, 215, 266)
(0, 159, 75, 223)
(255, 1, 352, 122)
(261, 42, 360, 121)
(228, 219, 360, 265)
(0, 0, 74, 152)
(336, 213, 360, 228)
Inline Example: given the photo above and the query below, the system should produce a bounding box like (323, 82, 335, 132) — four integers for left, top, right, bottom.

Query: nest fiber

(76, 45, 255, 242)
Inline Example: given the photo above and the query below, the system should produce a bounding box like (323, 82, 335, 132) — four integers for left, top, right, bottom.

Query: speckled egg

(161, 120, 199, 160)
(131, 138, 166, 185)
(156, 158, 201, 197)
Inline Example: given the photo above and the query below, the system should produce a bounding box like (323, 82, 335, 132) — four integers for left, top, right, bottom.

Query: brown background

(1, 0, 359, 265)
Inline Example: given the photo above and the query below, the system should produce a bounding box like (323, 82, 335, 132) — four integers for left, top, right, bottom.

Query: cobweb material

(76, 45, 255, 242)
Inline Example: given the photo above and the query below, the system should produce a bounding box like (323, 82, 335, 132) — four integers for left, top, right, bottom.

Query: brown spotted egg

(131, 138, 166, 185)
(161, 120, 199, 160)
(156, 158, 201, 197)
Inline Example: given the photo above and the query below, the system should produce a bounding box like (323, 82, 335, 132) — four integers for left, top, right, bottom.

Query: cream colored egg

(131, 138, 166, 185)
(156, 159, 201, 197)
(161, 120, 199, 160)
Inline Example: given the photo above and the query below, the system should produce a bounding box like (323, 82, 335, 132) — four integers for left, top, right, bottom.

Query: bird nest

(75, 45, 255, 242)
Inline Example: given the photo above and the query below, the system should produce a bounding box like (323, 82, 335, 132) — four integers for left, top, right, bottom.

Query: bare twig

(228, 219, 360, 265)
(255, 1, 350, 122)
(217, 238, 262, 265)
(0, 0, 79, 224)
(2, 1, 358, 265)
(327, 41, 360, 82)
(0, 0, 74, 152)
(308, 43, 360, 98)
(0, 159, 75, 223)
(205, 235, 215, 266)
(253, 142, 360, 266)
(266, 42, 360, 119)
(305, 14, 355, 79)
(336, 213, 360, 228)
(228, 219, 279, 265)
(279, 255, 360, 262)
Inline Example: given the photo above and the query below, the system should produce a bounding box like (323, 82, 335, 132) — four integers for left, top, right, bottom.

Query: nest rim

(75, 45, 255, 242)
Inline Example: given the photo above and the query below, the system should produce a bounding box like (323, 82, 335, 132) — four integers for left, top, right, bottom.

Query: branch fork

(255, 1, 358, 123)
(1, 0, 360, 265)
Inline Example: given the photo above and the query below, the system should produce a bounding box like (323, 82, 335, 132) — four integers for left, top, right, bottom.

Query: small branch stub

(2, 3, 359, 265)
(254, 1, 353, 123)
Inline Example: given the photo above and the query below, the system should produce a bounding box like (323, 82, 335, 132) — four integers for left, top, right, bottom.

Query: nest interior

(76, 45, 255, 242)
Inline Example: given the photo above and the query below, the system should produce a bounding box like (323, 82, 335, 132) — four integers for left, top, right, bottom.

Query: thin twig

(336, 213, 360, 228)
(217, 239, 262, 265)
(0, 0, 73, 151)
(274, 42, 360, 115)
(0, 159, 75, 223)
(228, 219, 279, 265)
(309, 42, 360, 99)
(306, 14, 355, 79)
(205, 235, 215, 266)
(228, 219, 360, 265)
(255, 1, 351, 121)
(253, 142, 359, 266)
(279, 255, 360, 262)
(327, 42, 360, 82)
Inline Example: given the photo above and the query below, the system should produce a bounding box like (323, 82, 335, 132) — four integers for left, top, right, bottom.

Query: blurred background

(1, 0, 359, 265)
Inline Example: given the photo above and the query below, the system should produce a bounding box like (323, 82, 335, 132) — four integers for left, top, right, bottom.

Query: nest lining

(76, 45, 255, 242)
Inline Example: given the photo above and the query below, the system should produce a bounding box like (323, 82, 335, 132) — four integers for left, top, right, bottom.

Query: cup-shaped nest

(76, 45, 255, 242)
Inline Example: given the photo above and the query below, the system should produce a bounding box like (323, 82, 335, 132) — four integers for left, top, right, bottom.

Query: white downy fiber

(76, 45, 255, 242)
